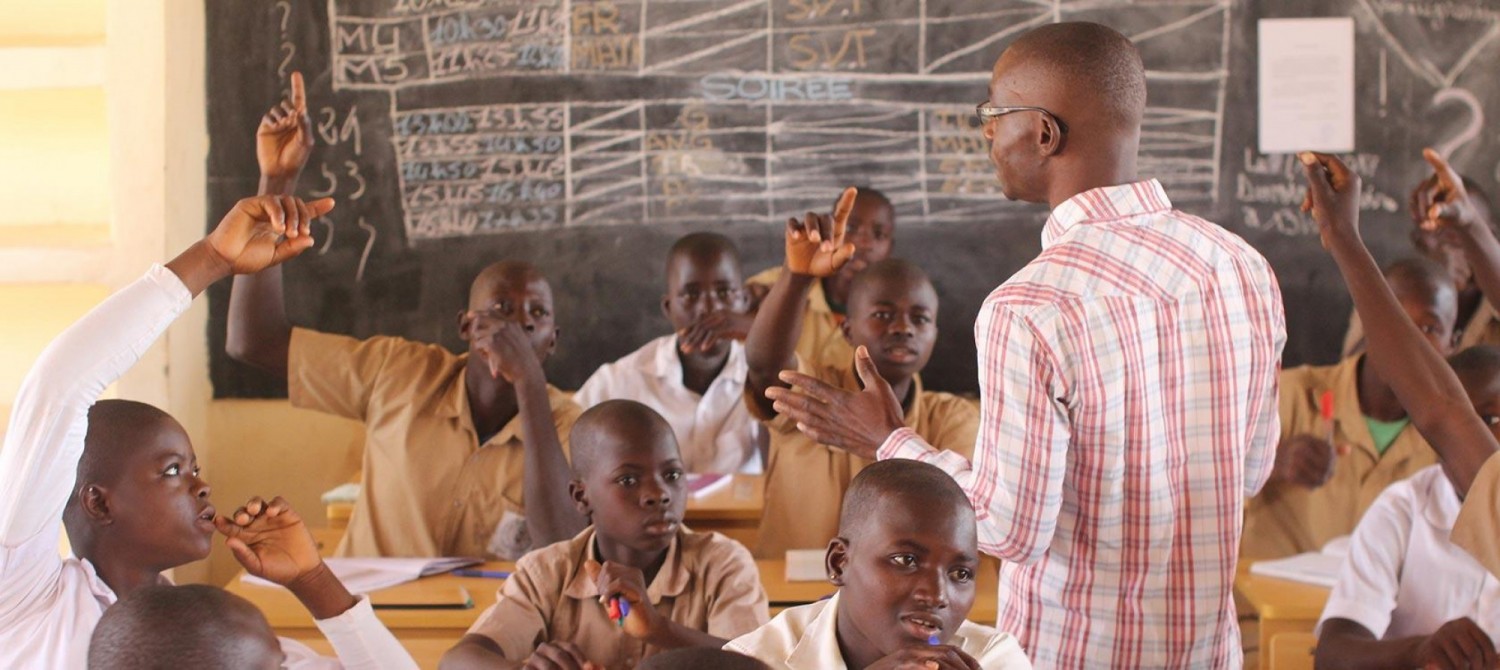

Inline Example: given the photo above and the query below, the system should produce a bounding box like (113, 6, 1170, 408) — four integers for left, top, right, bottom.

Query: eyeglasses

(975, 102, 1069, 134)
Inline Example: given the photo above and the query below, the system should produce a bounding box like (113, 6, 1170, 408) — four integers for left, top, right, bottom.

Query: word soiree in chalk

(699, 73, 855, 102)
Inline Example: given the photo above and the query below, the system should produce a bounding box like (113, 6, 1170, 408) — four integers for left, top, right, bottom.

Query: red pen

(1319, 390, 1335, 445)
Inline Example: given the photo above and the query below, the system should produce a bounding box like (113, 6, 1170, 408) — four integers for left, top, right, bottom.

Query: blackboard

(207, 0, 1500, 398)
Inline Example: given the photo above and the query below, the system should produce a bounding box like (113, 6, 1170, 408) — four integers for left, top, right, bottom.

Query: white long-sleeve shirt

(0, 264, 416, 670)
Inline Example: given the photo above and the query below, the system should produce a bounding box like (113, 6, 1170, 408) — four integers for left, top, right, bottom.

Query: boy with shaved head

(745, 194, 977, 558)
(442, 400, 767, 669)
(726, 460, 1030, 669)
(89, 584, 283, 670)
(765, 23, 1285, 668)
(575, 232, 764, 474)
(228, 73, 583, 559)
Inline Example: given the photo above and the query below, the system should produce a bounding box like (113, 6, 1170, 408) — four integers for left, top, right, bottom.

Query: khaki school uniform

(289, 327, 581, 559)
(463, 527, 768, 667)
(1455, 454, 1500, 578)
(1241, 355, 1438, 560)
(748, 356, 979, 558)
(746, 267, 852, 371)
(1343, 299, 1500, 357)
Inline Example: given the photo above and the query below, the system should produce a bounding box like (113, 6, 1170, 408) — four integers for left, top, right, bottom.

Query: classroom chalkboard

(207, 0, 1500, 398)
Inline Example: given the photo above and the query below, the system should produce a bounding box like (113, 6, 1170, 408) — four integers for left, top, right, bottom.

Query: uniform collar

(1042, 179, 1172, 249)
(647, 336, 749, 386)
(561, 528, 692, 604)
(785, 591, 976, 668)
(437, 353, 553, 447)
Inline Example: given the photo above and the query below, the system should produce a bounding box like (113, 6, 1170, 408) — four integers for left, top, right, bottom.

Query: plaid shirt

(881, 180, 1285, 668)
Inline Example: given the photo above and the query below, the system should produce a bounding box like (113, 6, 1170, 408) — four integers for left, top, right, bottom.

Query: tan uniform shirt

(1455, 453, 1500, 578)
(748, 356, 979, 558)
(1241, 355, 1438, 560)
(1343, 299, 1500, 357)
(288, 327, 581, 559)
(464, 527, 769, 668)
(746, 267, 852, 371)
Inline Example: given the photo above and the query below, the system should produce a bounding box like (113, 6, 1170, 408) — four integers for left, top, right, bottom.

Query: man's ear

(81, 484, 113, 524)
(840, 319, 853, 344)
(661, 294, 673, 321)
(457, 310, 474, 342)
(826, 537, 850, 586)
(569, 479, 591, 518)
(1037, 113, 1064, 157)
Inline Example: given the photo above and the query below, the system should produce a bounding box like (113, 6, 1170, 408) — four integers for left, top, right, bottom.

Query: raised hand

(257, 71, 314, 186)
(213, 496, 322, 587)
(1299, 152, 1363, 250)
(1420, 148, 1490, 233)
(785, 187, 858, 277)
(205, 194, 334, 275)
(764, 345, 906, 460)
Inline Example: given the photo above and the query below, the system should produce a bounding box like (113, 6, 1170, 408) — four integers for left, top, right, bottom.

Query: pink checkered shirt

(880, 180, 1285, 669)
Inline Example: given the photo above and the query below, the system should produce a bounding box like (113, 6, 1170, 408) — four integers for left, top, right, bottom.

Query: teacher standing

(767, 22, 1286, 668)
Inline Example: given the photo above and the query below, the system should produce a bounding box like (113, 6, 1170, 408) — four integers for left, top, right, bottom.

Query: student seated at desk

(725, 460, 1030, 669)
(574, 232, 764, 475)
(0, 194, 414, 669)
(228, 73, 583, 559)
(89, 584, 282, 670)
(745, 190, 977, 558)
(1242, 257, 1456, 561)
(441, 400, 769, 670)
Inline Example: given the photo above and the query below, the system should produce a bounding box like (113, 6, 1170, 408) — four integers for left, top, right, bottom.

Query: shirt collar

(1042, 179, 1172, 248)
(561, 528, 692, 604)
(1419, 467, 1462, 530)
(438, 353, 542, 447)
(649, 336, 749, 385)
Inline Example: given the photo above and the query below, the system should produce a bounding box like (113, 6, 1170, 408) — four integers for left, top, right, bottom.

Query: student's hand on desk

(1299, 152, 1363, 251)
(1411, 617, 1497, 670)
(1418, 149, 1492, 234)
(257, 71, 314, 187)
(678, 310, 754, 352)
(766, 345, 905, 460)
(1269, 435, 1348, 489)
(471, 318, 545, 384)
(584, 560, 662, 641)
(866, 646, 982, 670)
(206, 195, 334, 275)
(214, 495, 322, 586)
(785, 187, 858, 277)
(522, 642, 602, 670)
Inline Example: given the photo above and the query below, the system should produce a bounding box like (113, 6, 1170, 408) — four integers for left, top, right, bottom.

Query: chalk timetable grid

(331, 0, 1233, 241)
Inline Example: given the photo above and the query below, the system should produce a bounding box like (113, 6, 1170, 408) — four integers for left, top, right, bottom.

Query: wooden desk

(1234, 564, 1330, 670)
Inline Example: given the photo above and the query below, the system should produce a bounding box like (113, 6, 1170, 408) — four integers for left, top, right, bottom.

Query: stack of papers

(1248, 536, 1350, 588)
(686, 473, 733, 499)
(785, 549, 827, 582)
(320, 482, 362, 505)
(240, 557, 482, 594)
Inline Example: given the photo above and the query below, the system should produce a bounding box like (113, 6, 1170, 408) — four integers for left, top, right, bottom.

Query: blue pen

(452, 568, 511, 579)
(928, 633, 940, 646)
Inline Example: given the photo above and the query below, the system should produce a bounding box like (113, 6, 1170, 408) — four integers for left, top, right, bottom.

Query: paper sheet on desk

(1249, 536, 1350, 588)
(240, 557, 482, 594)
(1257, 17, 1354, 153)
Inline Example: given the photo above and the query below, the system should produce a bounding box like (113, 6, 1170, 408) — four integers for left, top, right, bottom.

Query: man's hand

(678, 310, 754, 353)
(866, 646, 982, 670)
(522, 642, 601, 670)
(764, 345, 906, 460)
(469, 317, 545, 385)
(206, 195, 334, 275)
(257, 71, 314, 186)
(214, 496, 322, 586)
(1269, 435, 1348, 489)
(1410, 617, 1497, 670)
(1420, 148, 1491, 234)
(584, 560, 663, 641)
(785, 187, 858, 277)
(1299, 152, 1363, 251)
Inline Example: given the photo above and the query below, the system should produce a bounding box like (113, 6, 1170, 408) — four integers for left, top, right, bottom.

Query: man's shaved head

(1385, 257, 1456, 306)
(75, 400, 180, 492)
(1000, 22, 1146, 130)
(569, 399, 678, 479)
(847, 259, 936, 312)
(88, 585, 281, 670)
(665, 232, 741, 278)
(838, 460, 973, 541)
(467, 260, 548, 311)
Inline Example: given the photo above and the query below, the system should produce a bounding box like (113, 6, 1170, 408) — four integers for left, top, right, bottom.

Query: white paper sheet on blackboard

(1257, 18, 1355, 154)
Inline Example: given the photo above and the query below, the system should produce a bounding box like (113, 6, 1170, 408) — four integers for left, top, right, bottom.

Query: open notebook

(1248, 536, 1351, 588)
(240, 557, 482, 594)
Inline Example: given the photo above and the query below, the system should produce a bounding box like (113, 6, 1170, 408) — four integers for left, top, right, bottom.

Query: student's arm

(439, 560, 600, 670)
(215, 496, 417, 669)
(745, 188, 858, 417)
(1422, 150, 1500, 333)
(1301, 152, 1497, 494)
(1313, 478, 1416, 670)
(1317, 618, 1497, 670)
(226, 72, 315, 377)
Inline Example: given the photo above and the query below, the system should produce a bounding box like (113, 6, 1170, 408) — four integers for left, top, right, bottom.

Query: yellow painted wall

(0, 284, 110, 435)
(0, 0, 106, 45)
(0, 88, 110, 228)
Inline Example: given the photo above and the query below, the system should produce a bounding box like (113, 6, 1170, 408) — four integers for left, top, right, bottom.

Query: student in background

(0, 194, 414, 669)
(440, 400, 768, 670)
(726, 460, 1031, 669)
(745, 192, 976, 558)
(1342, 175, 1497, 356)
(743, 188, 896, 369)
(227, 73, 583, 559)
(1314, 347, 1500, 670)
(574, 233, 764, 474)
(1241, 257, 1455, 561)
(89, 585, 283, 670)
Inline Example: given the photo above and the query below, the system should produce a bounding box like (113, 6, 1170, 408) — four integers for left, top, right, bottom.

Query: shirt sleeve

(976, 631, 1034, 670)
(1240, 276, 1286, 498)
(1454, 454, 1500, 578)
(463, 559, 551, 661)
(0, 265, 191, 548)
(881, 303, 1070, 564)
(1316, 484, 1413, 638)
(310, 596, 417, 669)
(287, 328, 399, 421)
(571, 363, 613, 409)
(702, 537, 770, 639)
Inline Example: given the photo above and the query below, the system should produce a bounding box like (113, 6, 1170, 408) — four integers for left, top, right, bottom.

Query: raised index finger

(290, 71, 306, 112)
(1423, 147, 1466, 195)
(830, 186, 858, 246)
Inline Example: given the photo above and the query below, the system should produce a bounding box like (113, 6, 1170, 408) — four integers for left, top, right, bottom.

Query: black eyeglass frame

(975, 102, 1069, 134)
